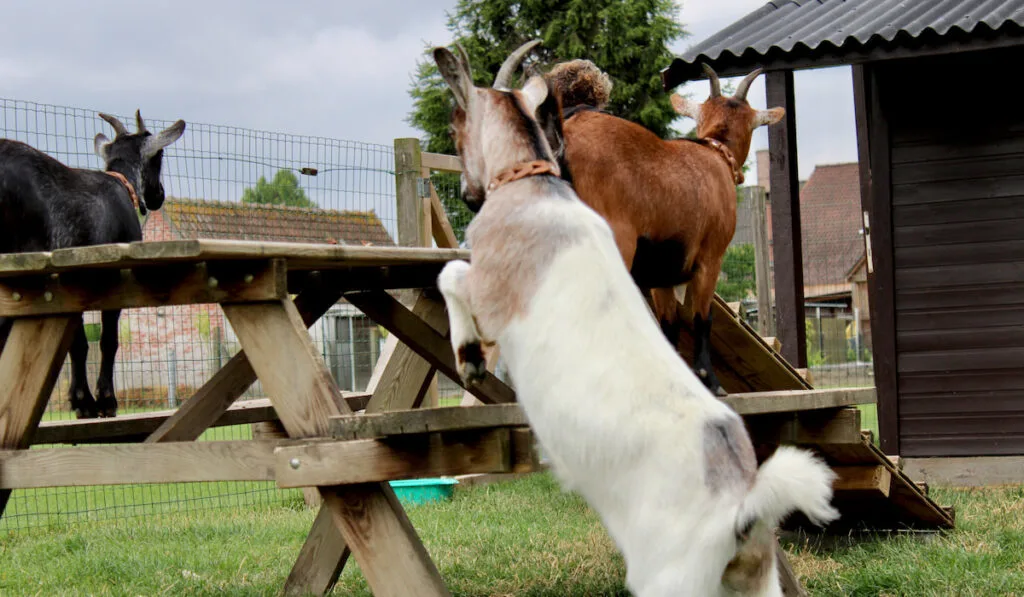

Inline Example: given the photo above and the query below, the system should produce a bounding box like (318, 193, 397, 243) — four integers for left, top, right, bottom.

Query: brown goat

(493, 46, 784, 396)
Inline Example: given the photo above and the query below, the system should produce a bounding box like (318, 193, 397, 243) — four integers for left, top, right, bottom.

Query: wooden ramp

(674, 297, 954, 531)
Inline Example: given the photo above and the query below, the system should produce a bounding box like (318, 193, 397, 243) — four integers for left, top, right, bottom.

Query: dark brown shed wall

(884, 46, 1024, 456)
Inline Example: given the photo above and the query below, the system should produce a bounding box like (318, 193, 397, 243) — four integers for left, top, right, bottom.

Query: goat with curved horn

(701, 63, 722, 98)
(733, 67, 763, 101)
(493, 39, 542, 89)
(98, 113, 129, 137)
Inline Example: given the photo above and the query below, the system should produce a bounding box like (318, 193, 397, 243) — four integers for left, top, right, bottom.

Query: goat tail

(544, 59, 613, 111)
(736, 446, 840, 535)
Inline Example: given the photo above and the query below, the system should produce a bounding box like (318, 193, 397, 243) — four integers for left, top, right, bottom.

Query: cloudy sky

(0, 0, 857, 180)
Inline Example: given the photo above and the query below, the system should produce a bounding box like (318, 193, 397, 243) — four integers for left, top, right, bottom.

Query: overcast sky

(0, 0, 857, 180)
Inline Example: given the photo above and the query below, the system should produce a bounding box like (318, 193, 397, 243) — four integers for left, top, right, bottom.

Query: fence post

(750, 186, 775, 337)
(394, 138, 425, 248)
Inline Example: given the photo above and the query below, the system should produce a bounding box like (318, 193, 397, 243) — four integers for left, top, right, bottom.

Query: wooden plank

(145, 281, 347, 443)
(37, 395, 371, 446)
(0, 440, 278, 488)
(428, 181, 460, 249)
(762, 336, 781, 352)
(396, 138, 425, 248)
(747, 407, 863, 449)
(330, 405, 527, 440)
(902, 456, 1024, 487)
(50, 242, 133, 268)
(0, 259, 286, 317)
(725, 388, 875, 416)
(766, 69, 807, 369)
(224, 298, 450, 596)
(750, 186, 775, 338)
(0, 315, 79, 514)
(284, 506, 350, 596)
(346, 290, 517, 405)
(274, 429, 514, 488)
(776, 543, 807, 597)
(421, 152, 462, 172)
(832, 465, 893, 499)
(510, 427, 540, 474)
(861, 63, 901, 454)
(363, 291, 446, 414)
(0, 240, 471, 277)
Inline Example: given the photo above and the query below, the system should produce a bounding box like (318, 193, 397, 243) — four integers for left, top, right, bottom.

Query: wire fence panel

(0, 98, 400, 532)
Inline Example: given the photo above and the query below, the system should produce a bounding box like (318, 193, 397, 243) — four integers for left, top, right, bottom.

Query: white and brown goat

(485, 47, 786, 396)
(433, 43, 838, 597)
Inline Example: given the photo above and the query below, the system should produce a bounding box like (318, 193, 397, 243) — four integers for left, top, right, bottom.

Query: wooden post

(395, 138, 425, 248)
(852, 63, 899, 454)
(765, 70, 807, 368)
(749, 186, 775, 338)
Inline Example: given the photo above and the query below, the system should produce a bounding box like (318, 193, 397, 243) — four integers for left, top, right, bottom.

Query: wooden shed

(662, 0, 1024, 459)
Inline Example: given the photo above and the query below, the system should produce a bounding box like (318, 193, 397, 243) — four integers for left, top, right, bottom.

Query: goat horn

(98, 112, 129, 137)
(135, 109, 148, 133)
(734, 67, 762, 101)
(493, 39, 542, 89)
(701, 63, 721, 98)
(454, 42, 473, 79)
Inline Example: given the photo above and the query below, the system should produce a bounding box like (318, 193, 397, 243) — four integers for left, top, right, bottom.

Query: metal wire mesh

(0, 97, 401, 531)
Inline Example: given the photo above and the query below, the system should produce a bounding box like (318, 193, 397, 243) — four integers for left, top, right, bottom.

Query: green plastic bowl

(389, 478, 458, 505)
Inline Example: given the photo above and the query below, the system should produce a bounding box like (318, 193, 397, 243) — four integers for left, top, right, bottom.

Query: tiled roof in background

(157, 198, 394, 246)
(798, 162, 864, 290)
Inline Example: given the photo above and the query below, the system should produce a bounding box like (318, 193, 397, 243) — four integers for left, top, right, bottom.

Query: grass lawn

(2, 473, 1024, 596)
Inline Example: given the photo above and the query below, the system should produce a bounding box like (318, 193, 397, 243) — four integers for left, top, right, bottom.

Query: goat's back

(0, 139, 141, 252)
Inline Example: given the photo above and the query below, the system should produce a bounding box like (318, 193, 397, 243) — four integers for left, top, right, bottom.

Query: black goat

(0, 110, 186, 418)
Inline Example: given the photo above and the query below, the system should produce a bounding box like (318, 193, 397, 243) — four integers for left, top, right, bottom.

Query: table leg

(223, 299, 450, 597)
(0, 316, 79, 516)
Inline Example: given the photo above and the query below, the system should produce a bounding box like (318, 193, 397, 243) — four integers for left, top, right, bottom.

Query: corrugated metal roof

(663, 0, 1024, 87)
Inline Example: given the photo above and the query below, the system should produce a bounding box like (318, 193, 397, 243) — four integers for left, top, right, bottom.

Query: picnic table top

(0, 239, 471, 277)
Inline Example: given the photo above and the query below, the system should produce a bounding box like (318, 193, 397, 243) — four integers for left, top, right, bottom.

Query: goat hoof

(98, 407, 118, 418)
(73, 406, 99, 419)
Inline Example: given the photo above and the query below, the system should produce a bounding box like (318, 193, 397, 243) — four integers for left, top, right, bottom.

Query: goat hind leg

(690, 263, 726, 397)
(94, 309, 120, 418)
(438, 260, 487, 385)
(68, 315, 99, 418)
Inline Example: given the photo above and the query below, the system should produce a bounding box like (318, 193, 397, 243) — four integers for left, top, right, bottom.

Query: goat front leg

(437, 260, 488, 385)
(68, 315, 99, 419)
(94, 309, 121, 417)
(690, 261, 727, 397)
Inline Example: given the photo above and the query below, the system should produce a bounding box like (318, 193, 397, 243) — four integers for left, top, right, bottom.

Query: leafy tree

(408, 0, 687, 240)
(716, 243, 756, 302)
(241, 170, 314, 208)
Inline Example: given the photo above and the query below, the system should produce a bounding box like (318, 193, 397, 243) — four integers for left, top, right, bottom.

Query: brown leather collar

(701, 138, 744, 185)
(105, 171, 141, 210)
(487, 160, 559, 192)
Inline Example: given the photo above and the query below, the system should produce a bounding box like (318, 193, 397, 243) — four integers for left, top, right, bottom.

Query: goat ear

(671, 94, 701, 121)
(754, 107, 786, 128)
(523, 76, 565, 159)
(93, 133, 111, 161)
(142, 120, 186, 160)
(433, 47, 471, 109)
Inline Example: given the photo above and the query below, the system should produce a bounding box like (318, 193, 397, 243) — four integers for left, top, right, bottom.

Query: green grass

(2, 474, 1024, 596)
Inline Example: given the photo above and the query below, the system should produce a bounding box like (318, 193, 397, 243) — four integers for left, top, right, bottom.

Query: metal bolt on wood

(43, 291, 53, 302)
(289, 458, 301, 470)
(243, 274, 254, 284)
(11, 292, 21, 301)
(207, 277, 219, 289)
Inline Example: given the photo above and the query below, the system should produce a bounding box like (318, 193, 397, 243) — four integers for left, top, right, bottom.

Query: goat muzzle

(104, 171, 141, 211)
(487, 160, 559, 192)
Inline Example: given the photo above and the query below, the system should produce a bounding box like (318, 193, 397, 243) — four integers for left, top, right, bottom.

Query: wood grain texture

(0, 315, 79, 514)
(420, 152, 462, 172)
(330, 405, 527, 440)
(725, 388, 875, 416)
(833, 465, 893, 498)
(346, 290, 516, 405)
(146, 282, 347, 443)
(0, 440, 277, 488)
(274, 429, 513, 488)
(284, 505, 350, 596)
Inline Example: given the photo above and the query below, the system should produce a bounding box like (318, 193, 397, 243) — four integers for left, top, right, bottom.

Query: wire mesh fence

(0, 98, 875, 532)
(0, 98, 402, 531)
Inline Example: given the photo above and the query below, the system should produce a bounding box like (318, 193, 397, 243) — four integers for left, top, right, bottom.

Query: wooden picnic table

(0, 238, 947, 596)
